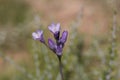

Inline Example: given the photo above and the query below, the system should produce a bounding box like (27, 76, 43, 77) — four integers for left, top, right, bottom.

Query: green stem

(58, 56, 64, 80)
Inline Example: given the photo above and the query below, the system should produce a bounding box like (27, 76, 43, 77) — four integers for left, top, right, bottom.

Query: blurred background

(0, 0, 120, 80)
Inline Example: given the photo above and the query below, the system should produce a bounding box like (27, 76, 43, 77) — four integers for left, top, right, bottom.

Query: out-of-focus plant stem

(32, 42, 41, 80)
(105, 11, 117, 80)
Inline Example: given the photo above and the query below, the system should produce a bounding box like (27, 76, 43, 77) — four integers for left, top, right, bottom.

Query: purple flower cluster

(32, 23, 68, 57)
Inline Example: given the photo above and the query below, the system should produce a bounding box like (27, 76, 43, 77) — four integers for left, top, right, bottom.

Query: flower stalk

(58, 56, 64, 80)
(32, 23, 68, 80)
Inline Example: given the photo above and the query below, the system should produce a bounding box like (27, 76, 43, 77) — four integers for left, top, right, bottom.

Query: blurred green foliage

(0, 0, 29, 25)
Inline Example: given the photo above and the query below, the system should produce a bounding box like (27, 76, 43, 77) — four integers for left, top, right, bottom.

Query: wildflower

(48, 38, 63, 56)
(32, 30, 45, 43)
(48, 38, 57, 52)
(59, 31, 68, 44)
(32, 23, 68, 57)
(47, 23, 68, 56)
(32, 23, 68, 80)
(56, 45, 63, 56)
(48, 23, 60, 40)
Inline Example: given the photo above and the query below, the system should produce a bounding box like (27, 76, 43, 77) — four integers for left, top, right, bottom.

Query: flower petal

(56, 46, 62, 56)
(56, 23, 60, 32)
(32, 32, 39, 40)
(32, 30, 45, 43)
(59, 31, 68, 44)
(48, 38, 56, 50)
(48, 23, 60, 33)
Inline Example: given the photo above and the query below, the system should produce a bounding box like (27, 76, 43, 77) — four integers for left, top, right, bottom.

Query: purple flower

(56, 46, 63, 56)
(32, 23, 68, 57)
(48, 23, 60, 33)
(59, 31, 68, 44)
(32, 30, 45, 43)
(48, 39, 57, 51)
(48, 39, 63, 56)
(48, 23, 61, 40)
